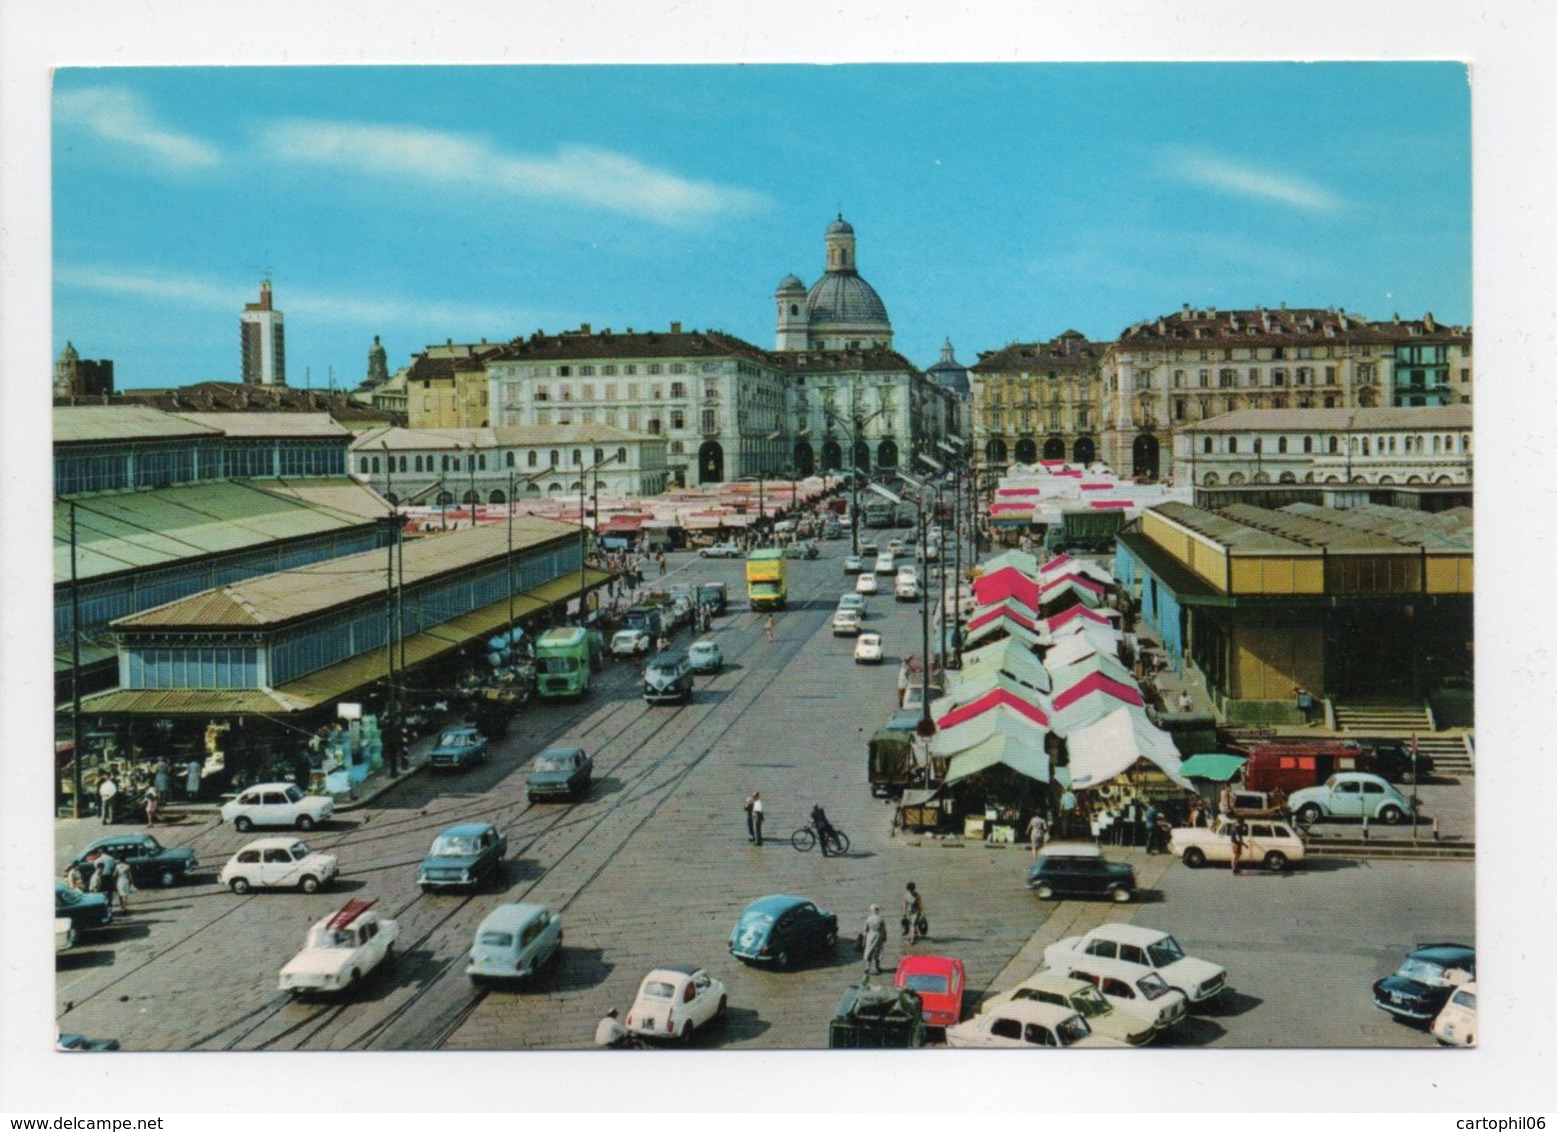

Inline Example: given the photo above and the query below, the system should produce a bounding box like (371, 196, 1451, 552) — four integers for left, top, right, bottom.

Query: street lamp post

(578, 452, 621, 622)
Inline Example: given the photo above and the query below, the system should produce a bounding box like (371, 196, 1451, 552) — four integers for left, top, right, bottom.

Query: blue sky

(52, 63, 1470, 390)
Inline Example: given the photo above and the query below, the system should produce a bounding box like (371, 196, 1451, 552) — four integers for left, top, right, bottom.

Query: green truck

(745, 548, 788, 610)
(534, 627, 592, 700)
(827, 980, 927, 1048)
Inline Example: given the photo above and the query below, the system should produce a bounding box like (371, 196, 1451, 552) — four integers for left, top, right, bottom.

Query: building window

(1460, 368, 1471, 383)
(1277, 437, 1288, 454)
(1328, 436, 1339, 454)
(478, 454, 487, 470)
(558, 366, 570, 377)
(1198, 369, 1210, 388)
(570, 449, 580, 466)
(1219, 369, 1235, 387)
(671, 409, 686, 429)
(651, 384, 663, 399)
(648, 418, 661, 435)
(1273, 370, 1286, 386)
(670, 381, 687, 398)
(670, 363, 685, 374)
(1248, 368, 1260, 386)
(627, 383, 639, 399)
(1228, 437, 1238, 454)
(1172, 370, 1184, 388)
(701, 409, 717, 432)
(579, 365, 595, 376)
(528, 451, 538, 467)
(1323, 395, 1337, 408)
(603, 365, 617, 376)
(648, 364, 662, 375)
(1303, 436, 1313, 454)
(617, 447, 627, 462)
(625, 364, 637, 375)
(1203, 437, 1212, 454)
(1325, 365, 1337, 384)
(1296, 367, 1310, 385)
(550, 449, 559, 466)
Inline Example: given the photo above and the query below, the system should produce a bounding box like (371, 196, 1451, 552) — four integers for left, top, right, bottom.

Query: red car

(894, 954, 966, 1028)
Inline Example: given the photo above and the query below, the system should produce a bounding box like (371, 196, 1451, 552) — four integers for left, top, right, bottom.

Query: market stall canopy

(942, 668, 1052, 710)
(1044, 604, 1114, 634)
(979, 549, 1040, 577)
(929, 704, 1048, 757)
(1047, 650, 1134, 690)
(943, 733, 1051, 786)
(1176, 753, 1249, 782)
(935, 686, 1050, 731)
(1063, 709, 1193, 790)
(966, 600, 1043, 637)
(1040, 554, 1116, 588)
(958, 639, 1052, 693)
(1050, 670, 1143, 714)
(1042, 628, 1123, 670)
(972, 567, 1041, 612)
(1048, 676, 1146, 736)
(963, 613, 1045, 651)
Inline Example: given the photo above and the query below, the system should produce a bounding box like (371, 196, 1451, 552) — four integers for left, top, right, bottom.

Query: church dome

(58, 340, 80, 363)
(776, 274, 806, 294)
(806, 273, 889, 326)
(826, 216, 855, 236)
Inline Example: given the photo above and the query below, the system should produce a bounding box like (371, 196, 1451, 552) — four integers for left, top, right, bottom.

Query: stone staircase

(1332, 699, 1474, 777)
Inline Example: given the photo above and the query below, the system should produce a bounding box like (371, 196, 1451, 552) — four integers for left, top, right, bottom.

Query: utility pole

(69, 500, 83, 818)
(385, 520, 398, 777)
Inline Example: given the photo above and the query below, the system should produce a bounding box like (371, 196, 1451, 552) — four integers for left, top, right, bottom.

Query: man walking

(745, 791, 764, 845)
(97, 774, 118, 825)
(1027, 811, 1049, 857)
(903, 882, 926, 945)
(1143, 803, 1161, 854)
(862, 905, 887, 976)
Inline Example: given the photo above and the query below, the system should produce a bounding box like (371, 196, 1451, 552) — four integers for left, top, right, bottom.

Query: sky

(51, 63, 1471, 390)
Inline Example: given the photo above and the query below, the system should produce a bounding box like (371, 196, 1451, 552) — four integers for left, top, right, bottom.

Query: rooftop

(972, 331, 1106, 374)
(171, 412, 351, 438)
(350, 423, 663, 452)
(55, 405, 223, 445)
(1150, 500, 1473, 554)
(1180, 406, 1473, 433)
(491, 326, 775, 367)
(1118, 305, 1470, 346)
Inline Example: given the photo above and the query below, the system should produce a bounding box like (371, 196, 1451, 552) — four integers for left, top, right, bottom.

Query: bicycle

(791, 823, 850, 855)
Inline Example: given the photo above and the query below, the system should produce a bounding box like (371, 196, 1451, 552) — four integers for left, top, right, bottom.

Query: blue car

(1373, 943, 1475, 1023)
(465, 902, 562, 985)
(55, 883, 114, 934)
(417, 822, 507, 891)
(427, 725, 490, 771)
(729, 895, 838, 970)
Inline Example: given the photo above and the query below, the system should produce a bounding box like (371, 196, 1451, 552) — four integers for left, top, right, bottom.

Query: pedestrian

(744, 791, 763, 844)
(153, 759, 171, 800)
(1144, 803, 1161, 854)
(1217, 783, 1235, 821)
(594, 1007, 632, 1049)
(764, 614, 775, 643)
(902, 882, 926, 945)
(1295, 686, 1318, 727)
(658, 552, 667, 576)
(88, 856, 106, 893)
(185, 757, 202, 802)
(1269, 785, 1287, 816)
(810, 803, 837, 856)
(144, 786, 159, 827)
(1027, 811, 1049, 856)
(97, 774, 118, 825)
(1176, 689, 1194, 713)
(1228, 820, 1247, 875)
(862, 905, 887, 975)
(113, 858, 132, 914)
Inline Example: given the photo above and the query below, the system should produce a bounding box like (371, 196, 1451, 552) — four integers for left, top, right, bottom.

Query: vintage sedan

(526, 747, 593, 802)
(842, 555, 865, 575)
(831, 608, 863, 636)
(220, 838, 339, 894)
(220, 782, 335, 833)
(1431, 981, 1477, 1047)
(426, 725, 490, 771)
(279, 898, 398, 996)
(836, 592, 867, 616)
(729, 894, 838, 970)
(611, 628, 652, 657)
(893, 955, 965, 1029)
(688, 639, 725, 674)
(945, 1000, 1126, 1049)
(1170, 819, 1306, 872)
(1288, 772, 1416, 825)
(854, 632, 885, 664)
(699, 542, 743, 559)
(1045, 924, 1227, 1008)
(855, 572, 879, 595)
(991, 971, 1159, 1046)
(1027, 843, 1136, 902)
(626, 965, 729, 1043)
(1042, 955, 1188, 1033)
(54, 883, 113, 934)
(465, 902, 562, 986)
(1372, 943, 1476, 1024)
(70, 833, 197, 889)
(417, 822, 508, 891)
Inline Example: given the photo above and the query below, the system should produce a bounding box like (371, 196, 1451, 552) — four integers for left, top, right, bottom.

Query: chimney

(670, 321, 682, 334)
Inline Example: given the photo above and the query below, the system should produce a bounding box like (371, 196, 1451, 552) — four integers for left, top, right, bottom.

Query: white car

(1431, 981, 1476, 1047)
(832, 609, 863, 636)
(220, 782, 335, 833)
(843, 555, 865, 575)
(1041, 953, 1189, 1032)
(836, 593, 867, 616)
(894, 577, 920, 602)
(887, 539, 906, 556)
(625, 964, 728, 1043)
(611, 628, 651, 656)
(55, 917, 76, 952)
(945, 1000, 1126, 1049)
(220, 837, 340, 894)
(919, 542, 940, 561)
(699, 542, 742, 559)
(854, 631, 884, 663)
(896, 565, 919, 584)
(855, 572, 879, 595)
(278, 898, 399, 995)
(875, 552, 896, 574)
(1044, 924, 1227, 1008)
(1169, 818, 1306, 872)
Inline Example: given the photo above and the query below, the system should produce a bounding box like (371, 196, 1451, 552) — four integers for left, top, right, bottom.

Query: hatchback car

(688, 639, 724, 674)
(994, 971, 1159, 1046)
(417, 822, 508, 891)
(855, 572, 879, 595)
(945, 1000, 1126, 1049)
(526, 746, 593, 802)
(426, 725, 490, 771)
(220, 782, 335, 833)
(611, 628, 651, 656)
(220, 838, 339, 894)
(854, 632, 884, 664)
(843, 555, 865, 575)
(643, 650, 694, 705)
(893, 955, 965, 1029)
(1372, 943, 1475, 1024)
(1431, 981, 1477, 1046)
(626, 965, 729, 1043)
(699, 542, 742, 558)
(729, 895, 839, 969)
(1045, 924, 1227, 1008)
(1027, 843, 1137, 902)
(465, 902, 562, 985)
(832, 609, 863, 636)
(1046, 955, 1189, 1033)
(70, 833, 197, 889)
(54, 882, 113, 934)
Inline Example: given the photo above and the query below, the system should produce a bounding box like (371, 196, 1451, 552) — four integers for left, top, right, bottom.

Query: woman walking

(113, 858, 133, 914)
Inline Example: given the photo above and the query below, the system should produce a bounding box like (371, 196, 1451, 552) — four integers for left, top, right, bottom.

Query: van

(622, 604, 665, 638)
(643, 651, 694, 705)
(1239, 741, 1366, 796)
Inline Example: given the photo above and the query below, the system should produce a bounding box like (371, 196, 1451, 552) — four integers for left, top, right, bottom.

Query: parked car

(1288, 772, 1417, 825)
(729, 894, 838, 969)
(611, 628, 651, 657)
(893, 955, 965, 1029)
(688, 639, 724, 674)
(220, 782, 334, 833)
(836, 592, 867, 616)
(1169, 818, 1306, 872)
(426, 725, 490, 771)
(945, 1000, 1126, 1049)
(220, 837, 338, 894)
(54, 883, 113, 934)
(896, 564, 918, 584)
(783, 541, 820, 559)
(70, 833, 197, 889)
(854, 631, 884, 664)
(1045, 924, 1227, 1008)
(1355, 738, 1435, 783)
(465, 902, 562, 986)
(696, 582, 729, 615)
(894, 577, 920, 602)
(887, 539, 905, 556)
(417, 822, 508, 891)
(1372, 943, 1475, 1024)
(643, 650, 694, 705)
(279, 898, 399, 996)
(56, 917, 76, 952)
(1431, 981, 1477, 1046)
(843, 555, 865, 575)
(855, 573, 879, 595)
(526, 746, 593, 802)
(822, 521, 842, 540)
(57, 1033, 121, 1051)
(1027, 843, 1136, 902)
(919, 542, 939, 561)
(989, 970, 1159, 1046)
(626, 965, 728, 1044)
(832, 609, 863, 636)
(699, 542, 743, 558)
(1040, 955, 1189, 1033)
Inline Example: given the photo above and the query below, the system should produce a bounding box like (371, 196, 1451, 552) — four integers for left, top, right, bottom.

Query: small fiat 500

(625, 965, 728, 1043)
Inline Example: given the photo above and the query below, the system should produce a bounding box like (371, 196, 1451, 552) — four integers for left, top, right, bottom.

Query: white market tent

(1063, 708, 1193, 791)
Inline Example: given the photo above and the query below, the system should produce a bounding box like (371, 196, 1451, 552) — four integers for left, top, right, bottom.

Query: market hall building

(75, 519, 610, 791)
(1115, 501, 1472, 727)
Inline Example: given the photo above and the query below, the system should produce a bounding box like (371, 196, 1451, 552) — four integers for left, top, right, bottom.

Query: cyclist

(810, 803, 839, 857)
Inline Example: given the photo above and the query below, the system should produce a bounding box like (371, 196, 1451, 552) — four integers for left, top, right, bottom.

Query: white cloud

(1161, 146, 1346, 213)
(55, 87, 219, 169)
(259, 118, 768, 225)
(55, 264, 532, 330)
